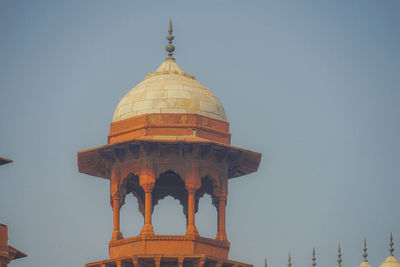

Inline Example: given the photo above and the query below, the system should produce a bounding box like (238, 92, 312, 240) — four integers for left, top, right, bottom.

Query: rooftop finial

(363, 237, 368, 262)
(389, 232, 394, 256)
(165, 19, 175, 61)
(337, 243, 342, 267)
(265, 258, 267, 267)
(312, 248, 317, 267)
(288, 252, 292, 267)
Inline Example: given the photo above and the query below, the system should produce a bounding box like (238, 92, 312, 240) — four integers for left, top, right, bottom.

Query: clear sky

(1, 1, 399, 267)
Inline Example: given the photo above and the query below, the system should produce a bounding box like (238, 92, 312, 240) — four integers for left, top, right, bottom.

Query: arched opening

(152, 196, 187, 235)
(152, 170, 187, 235)
(120, 194, 144, 237)
(195, 176, 218, 238)
(120, 173, 145, 237)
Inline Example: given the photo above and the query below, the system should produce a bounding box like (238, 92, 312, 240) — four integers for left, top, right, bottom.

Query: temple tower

(78, 21, 261, 267)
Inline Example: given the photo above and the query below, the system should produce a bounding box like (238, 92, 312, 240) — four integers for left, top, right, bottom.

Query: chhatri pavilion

(78, 21, 261, 267)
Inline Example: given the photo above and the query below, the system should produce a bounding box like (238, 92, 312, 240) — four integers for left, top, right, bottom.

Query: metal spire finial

(264, 258, 267, 267)
(389, 232, 394, 256)
(337, 243, 342, 267)
(312, 248, 317, 267)
(363, 237, 368, 262)
(288, 252, 292, 267)
(165, 19, 175, 60)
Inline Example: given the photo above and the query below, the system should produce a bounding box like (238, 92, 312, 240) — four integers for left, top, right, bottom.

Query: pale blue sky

(1, 1, 399, 267)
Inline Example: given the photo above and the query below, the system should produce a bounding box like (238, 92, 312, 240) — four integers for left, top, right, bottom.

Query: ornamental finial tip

(389, 232, 394, 256)
(165, 19, 175, 60)
(363, 237, 368, 262)
(312, 247, 317, 267)
(337, 243, 342, 267)
(288, 252, 292, 267)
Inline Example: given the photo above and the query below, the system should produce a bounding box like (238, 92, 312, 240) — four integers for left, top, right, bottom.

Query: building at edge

(78, 21, 262, 267)
(0, 157, 27, 267)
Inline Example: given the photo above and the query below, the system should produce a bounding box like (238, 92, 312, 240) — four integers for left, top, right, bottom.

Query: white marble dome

(359, 261, 372, 267)
(380, 256, 400, 267)
(112, 59, 227, 122)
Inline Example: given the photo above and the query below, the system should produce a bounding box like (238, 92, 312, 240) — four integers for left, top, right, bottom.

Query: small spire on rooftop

(337, 243, 343, 267)
(165, 19, 175, 61)
(390, 233, 394, 256)
(363, 237, 368, 262)
(288, 252, 292, 267)
(312, 248, 317, 267)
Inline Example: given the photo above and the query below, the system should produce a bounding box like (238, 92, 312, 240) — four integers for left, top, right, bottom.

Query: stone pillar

(131, 257, 138, 267)
(186, 185, 199, 236)
(140, 183, 155, 236)
(154, 257, 161, 267)
(216, 193, 227, 241)
(178, 257, 184, 267)
(198, 257, 206, 267)
(111, 192, 123, 241)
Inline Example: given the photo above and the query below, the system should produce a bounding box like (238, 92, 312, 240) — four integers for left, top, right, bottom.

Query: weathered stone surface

(113, 60, 227, 122)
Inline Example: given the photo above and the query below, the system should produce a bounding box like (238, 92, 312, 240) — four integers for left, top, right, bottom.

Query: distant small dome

(359, 261, 372, 267)
(112, 59, 227, 122)
(380, 256, 400, 267)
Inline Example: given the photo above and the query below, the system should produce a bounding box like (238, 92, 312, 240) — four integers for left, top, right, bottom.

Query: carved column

(131, 257, 138, 267)
(154, 257, 161, 267)
(178, 257, 184, 267)
(198, 257, 206, 267)
(111, 192, 123, 241)
(140, 183, 155, 236)
(186, 184, 199, 236)
(216, 193, 227, 241)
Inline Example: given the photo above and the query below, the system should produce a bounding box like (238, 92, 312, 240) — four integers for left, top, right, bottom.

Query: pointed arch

(120, 173, 145, 216)
(195, 176, 219, 212)
(152, 170, 188, 218)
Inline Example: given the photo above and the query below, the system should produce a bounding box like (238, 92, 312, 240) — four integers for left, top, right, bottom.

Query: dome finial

(337, 243, 343, 267)
(363, 237, 368, 262)
(288, 252, 292, 267)
(390, 232, 394, 256)
(312, 247, 317, 267)
(165, 19, 175, 61)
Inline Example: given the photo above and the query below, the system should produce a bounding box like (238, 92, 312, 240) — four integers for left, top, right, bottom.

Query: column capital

(186, 183, 200, 193)
(111, 192, 121, 200)
(154, 257, 161, 267)
(215, 192, 227, 201)
(178, 257, 184, 267)
(198, 257, 206, 267)
(141, 183, 154, 193)
(131, 257, 138, 267)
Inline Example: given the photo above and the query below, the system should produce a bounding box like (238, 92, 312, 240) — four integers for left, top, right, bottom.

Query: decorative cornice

(109, 234, 230, 249)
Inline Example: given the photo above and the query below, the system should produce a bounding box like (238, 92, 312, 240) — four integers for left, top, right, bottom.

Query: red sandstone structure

(0, 224, 26, 267)
(0, 158, 27, 267)
(78, 21, 261, 267)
